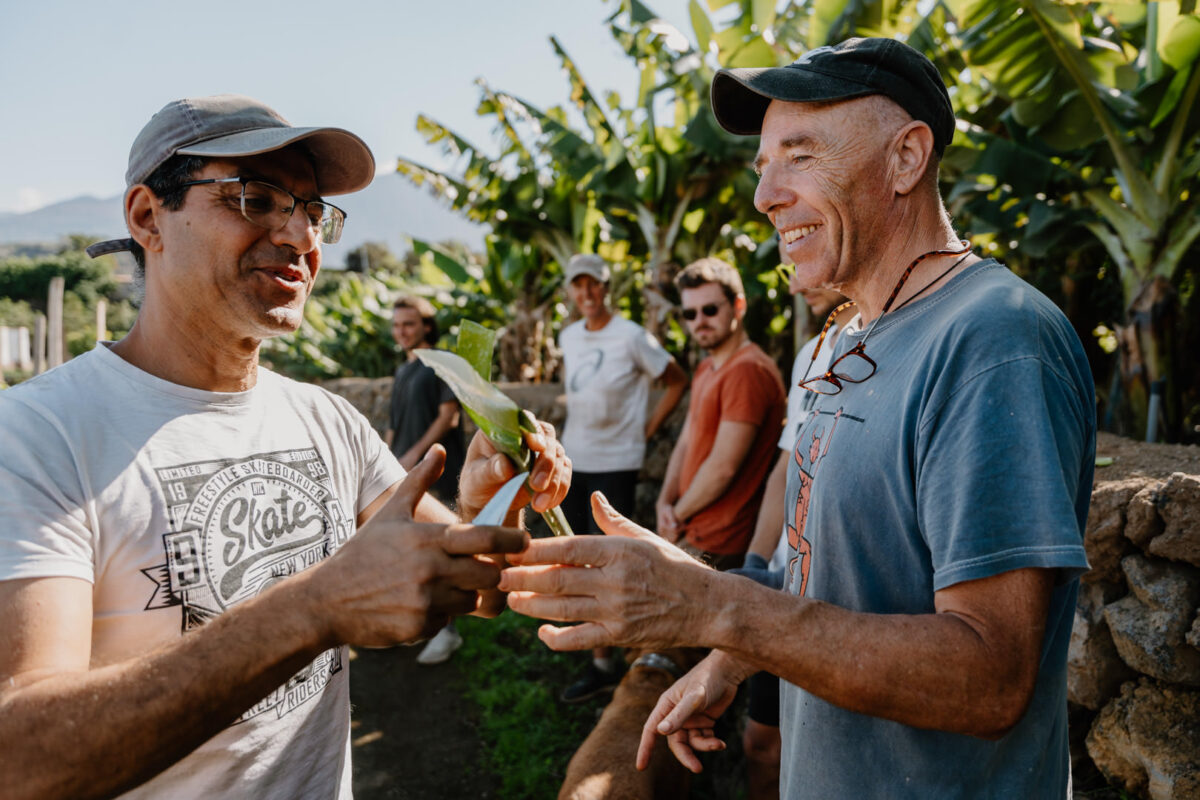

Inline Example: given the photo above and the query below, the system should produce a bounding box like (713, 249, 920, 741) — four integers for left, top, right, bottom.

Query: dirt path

(350, 645, 495, 800)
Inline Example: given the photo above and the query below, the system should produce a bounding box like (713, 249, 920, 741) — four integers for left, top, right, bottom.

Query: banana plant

(945, 0, 1200, 437)
(416, 321, 573, 537)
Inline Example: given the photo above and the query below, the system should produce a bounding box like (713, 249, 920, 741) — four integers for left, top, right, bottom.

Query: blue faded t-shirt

(780, 260, 1093, 799)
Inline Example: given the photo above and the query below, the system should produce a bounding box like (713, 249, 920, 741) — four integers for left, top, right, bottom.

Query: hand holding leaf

(417, 321, 574, 536)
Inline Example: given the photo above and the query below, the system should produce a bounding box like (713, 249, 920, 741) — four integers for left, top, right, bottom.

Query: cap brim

(711, 67, 876, 135)
(86, 238, 136, 258)
(177, 126, 375, 195)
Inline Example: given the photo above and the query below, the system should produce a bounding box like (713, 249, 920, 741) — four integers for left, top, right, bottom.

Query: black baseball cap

(711, 37, 955, 155)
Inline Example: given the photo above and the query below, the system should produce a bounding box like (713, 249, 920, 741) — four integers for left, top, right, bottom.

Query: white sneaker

(415, 625, 463, 665)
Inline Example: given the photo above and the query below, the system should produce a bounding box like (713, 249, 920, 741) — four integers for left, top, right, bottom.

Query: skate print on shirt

(141, 448, 352, 723)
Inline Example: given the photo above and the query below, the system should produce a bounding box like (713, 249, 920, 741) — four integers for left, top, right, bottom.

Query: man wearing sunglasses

(655, 258, 785, 570)
(0, 94, 571, 799)
(501, 38, 1094, 798)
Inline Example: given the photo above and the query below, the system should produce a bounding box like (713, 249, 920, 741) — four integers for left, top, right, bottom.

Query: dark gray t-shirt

(780, 260, 1093, 799)
(390, 356, 464, 503)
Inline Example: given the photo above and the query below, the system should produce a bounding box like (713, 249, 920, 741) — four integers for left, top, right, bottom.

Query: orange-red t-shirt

(677, 343, 786, 555)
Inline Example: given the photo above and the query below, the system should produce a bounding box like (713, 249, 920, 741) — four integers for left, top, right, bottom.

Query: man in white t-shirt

(557, 254, 687, 702)
(0, 94, 570, 800)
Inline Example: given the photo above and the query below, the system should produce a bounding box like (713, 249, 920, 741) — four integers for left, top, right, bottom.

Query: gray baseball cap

(564, 254, 611, 284)
(87, 94, 374, 258)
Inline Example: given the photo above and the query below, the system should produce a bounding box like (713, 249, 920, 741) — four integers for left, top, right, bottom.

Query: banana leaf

(416, 322, 573, 536)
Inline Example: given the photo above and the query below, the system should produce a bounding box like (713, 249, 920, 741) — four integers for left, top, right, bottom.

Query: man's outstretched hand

(499, 491, 713, 652)
(306, 447, 528, 648)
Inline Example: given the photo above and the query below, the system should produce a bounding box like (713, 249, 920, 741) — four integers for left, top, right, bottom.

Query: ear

(891, 121, 935, 196)
(125, 185, 163, 255)
(733, 294, 747, 319)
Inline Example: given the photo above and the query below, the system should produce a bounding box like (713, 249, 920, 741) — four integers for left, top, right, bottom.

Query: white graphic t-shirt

(559, 315, 673, 472)
(0, 344, 405, 799)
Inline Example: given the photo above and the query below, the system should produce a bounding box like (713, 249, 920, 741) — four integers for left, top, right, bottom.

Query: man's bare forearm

(402, 404, 459, 466)
(673, 421, 757, 522)
(645, 362, 687, 440)
(705, 568, 1052, 738)
(658, 433, 688, 505)
(0, 573, 330, 800)
(672, 455, 738, 521)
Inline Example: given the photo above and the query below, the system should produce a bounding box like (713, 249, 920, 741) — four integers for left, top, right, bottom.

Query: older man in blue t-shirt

(501, 38, 1093, 799)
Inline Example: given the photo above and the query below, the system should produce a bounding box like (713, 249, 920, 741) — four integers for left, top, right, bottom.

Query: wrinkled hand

(500, 491, 710, 651)
(655, 497, 681, 542)
(637, 651, 748, 774)
(311, 448, 528, 648)
(459, 418, 571, 520)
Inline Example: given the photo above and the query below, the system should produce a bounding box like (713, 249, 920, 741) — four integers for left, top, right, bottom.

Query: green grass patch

(456, 611, 595, 800)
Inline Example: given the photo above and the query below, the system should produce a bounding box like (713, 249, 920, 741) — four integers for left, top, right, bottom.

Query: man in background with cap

(0, 94, 570, 799)
(500, 37, 1094, 797)
(556, 253, 687, 703)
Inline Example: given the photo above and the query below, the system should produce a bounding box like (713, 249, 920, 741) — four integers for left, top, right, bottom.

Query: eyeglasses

(796, 302, 877, 394)
(178, 177, 347, 244)
(797, 240, 972, 396)
(681, 300, 728, 321)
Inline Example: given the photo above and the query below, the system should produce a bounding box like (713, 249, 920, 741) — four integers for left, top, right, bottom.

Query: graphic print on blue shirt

(787, 407, 851, 597)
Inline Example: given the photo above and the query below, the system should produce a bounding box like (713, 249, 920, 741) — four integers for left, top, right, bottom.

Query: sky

(0, 0, 695, 214)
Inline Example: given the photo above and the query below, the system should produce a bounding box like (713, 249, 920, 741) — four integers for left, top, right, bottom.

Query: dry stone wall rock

(1084, 478, 1151, 584)
(1085, 678, 1200, 800)
(1104, 555, 1200, 686)
(1070, 582, 1138, 709)
(1148, 473, 1200, 568)
(1126, 483, 1165, 549)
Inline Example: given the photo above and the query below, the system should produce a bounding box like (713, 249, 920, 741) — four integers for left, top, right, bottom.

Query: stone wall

(1072, 433, 1200, 799)
(322, 378, 1200, 798)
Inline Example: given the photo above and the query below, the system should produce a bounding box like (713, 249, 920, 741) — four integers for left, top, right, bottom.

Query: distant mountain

(0, 195, 125, 246)
(0, 173, 485, 268)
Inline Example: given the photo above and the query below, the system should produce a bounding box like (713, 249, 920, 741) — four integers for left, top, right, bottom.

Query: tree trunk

(1116, 277, 1178, 441)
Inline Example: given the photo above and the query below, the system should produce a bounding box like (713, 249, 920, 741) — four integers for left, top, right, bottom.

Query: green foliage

(0, 240, 137, 376)
(455, 612, 593, 800)
(0, 250, 118, 309)
(260, 271, 402, 380)
(0, 297, 36, 329)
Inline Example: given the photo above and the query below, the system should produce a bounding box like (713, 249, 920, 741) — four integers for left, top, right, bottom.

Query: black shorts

(560, 469, 638, 535)
(747, 669, 780, 727)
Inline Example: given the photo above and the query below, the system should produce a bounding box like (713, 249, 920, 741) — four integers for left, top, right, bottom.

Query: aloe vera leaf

(415, 349, 529, 469)
(416, 337, 574, 537)
(457, 320, 496, 382)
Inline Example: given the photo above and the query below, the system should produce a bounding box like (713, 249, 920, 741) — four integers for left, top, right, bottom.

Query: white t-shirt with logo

(0, 344, 405, 799)
(559, 315, 673, 473)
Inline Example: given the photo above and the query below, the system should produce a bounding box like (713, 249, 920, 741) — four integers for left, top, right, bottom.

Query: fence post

(95, 299, 108, 343)
(47, 276, 65, 368)
(34, 313, 47, 375)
